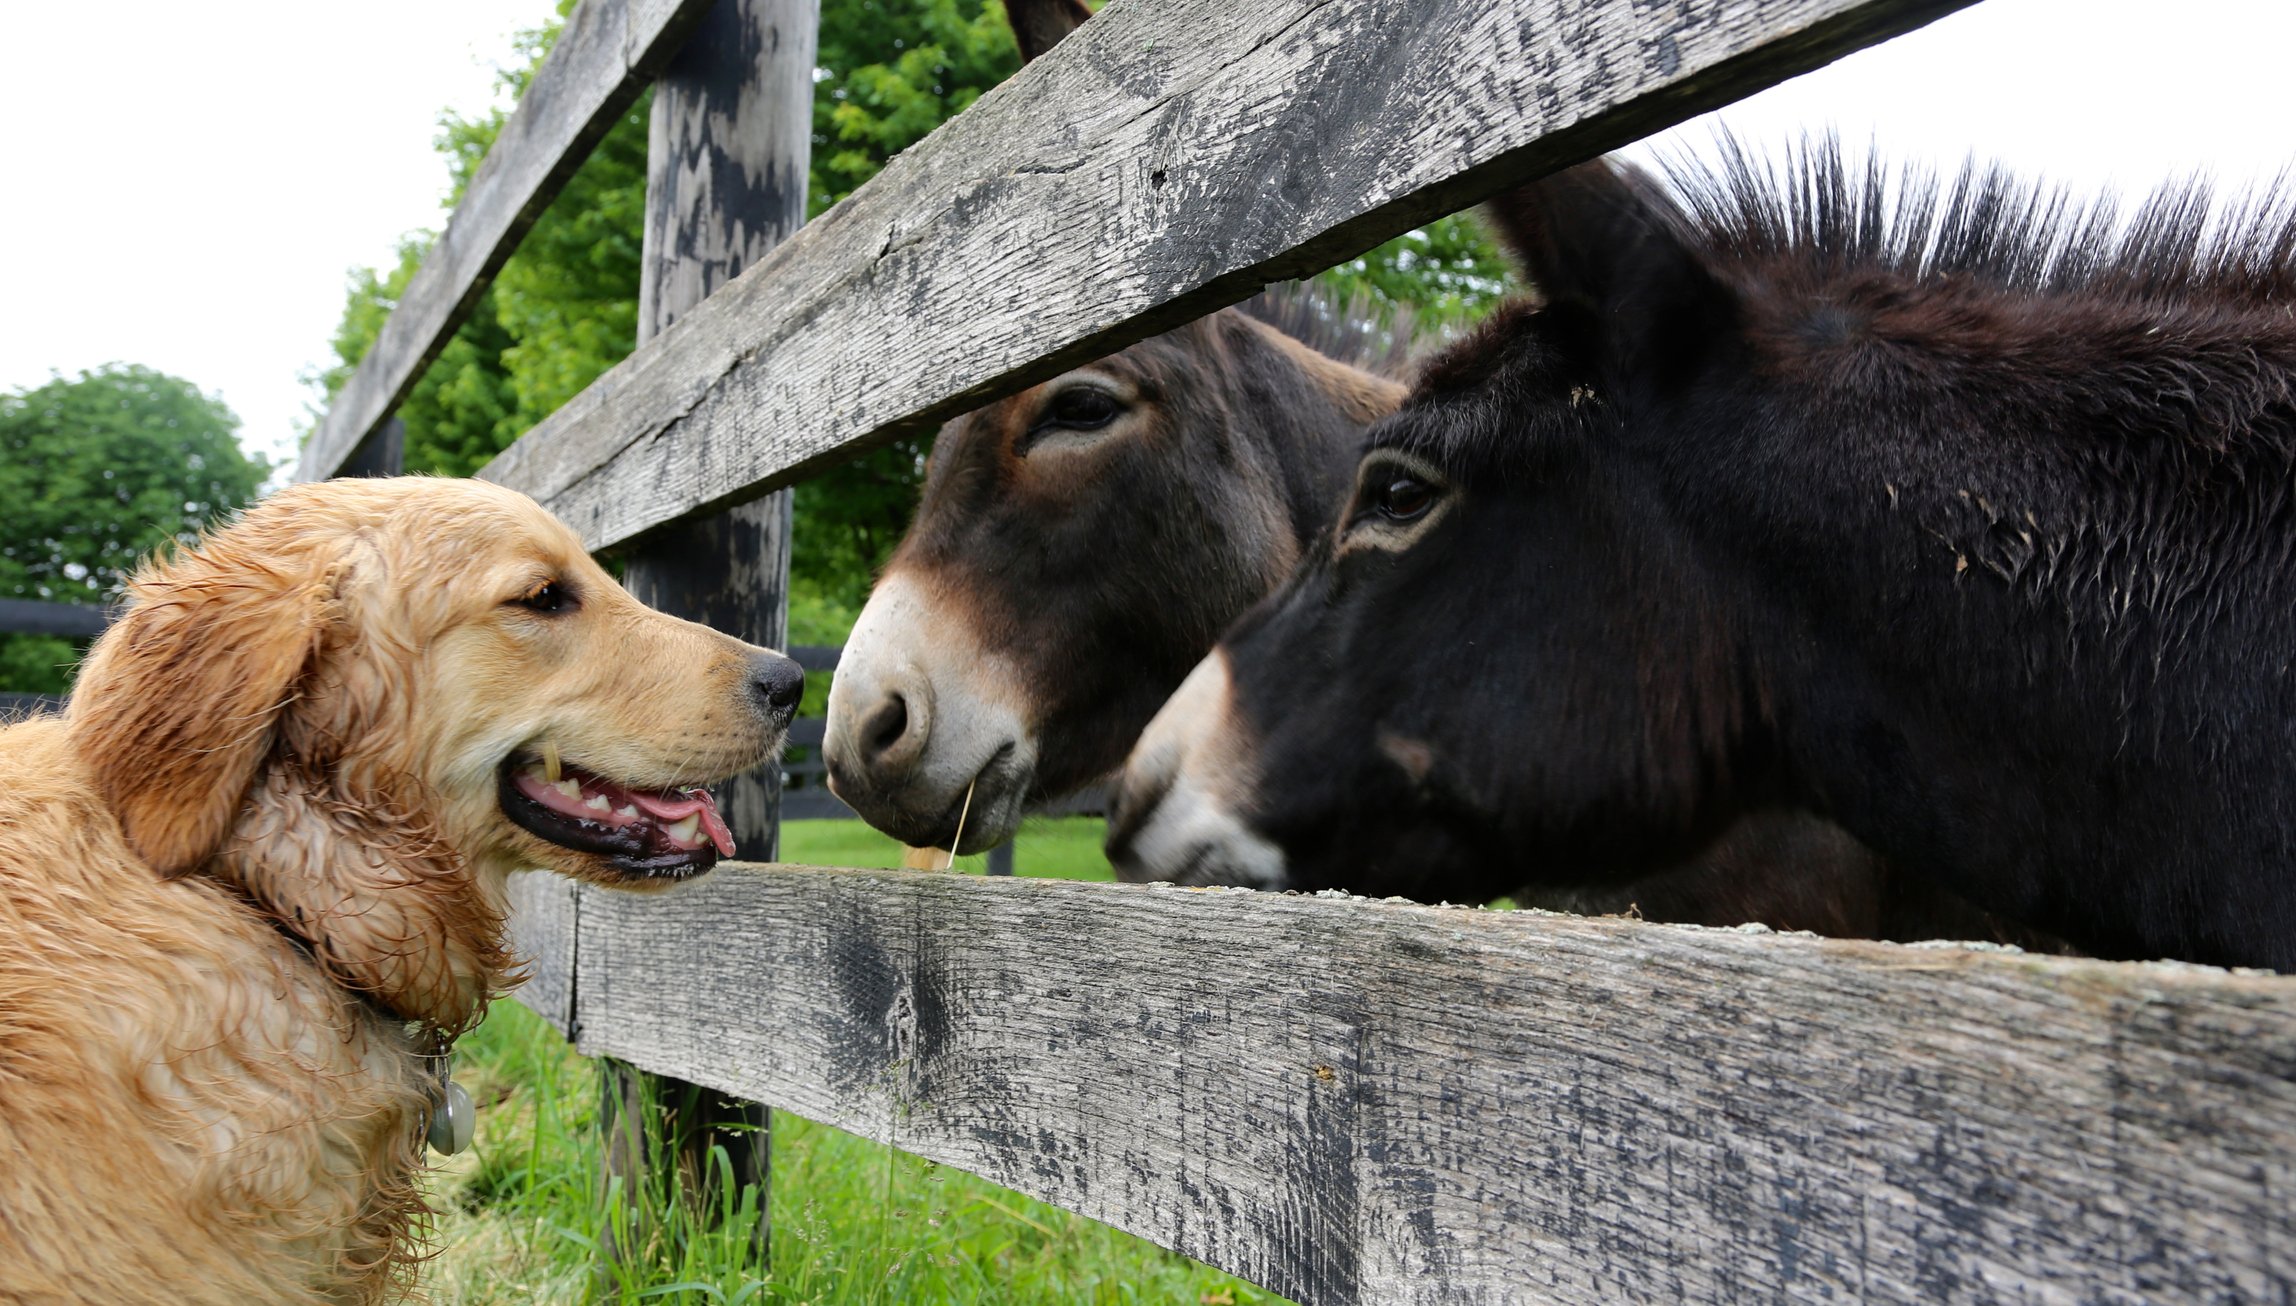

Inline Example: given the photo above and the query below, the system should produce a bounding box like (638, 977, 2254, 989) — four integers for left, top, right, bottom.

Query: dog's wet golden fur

(0, 477, 791, 1303)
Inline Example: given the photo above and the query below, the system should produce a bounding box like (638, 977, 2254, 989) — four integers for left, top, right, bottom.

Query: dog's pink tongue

(628, 786, 737, 857)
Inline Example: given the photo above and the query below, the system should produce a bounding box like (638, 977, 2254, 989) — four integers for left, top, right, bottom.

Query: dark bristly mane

(1238, 282, 1419, 378)
(1415, 139, 2296, 479)
(1665, 135, 2296, 303)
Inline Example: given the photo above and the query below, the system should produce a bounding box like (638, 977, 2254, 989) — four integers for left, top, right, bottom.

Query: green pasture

(776, 812, 1115, 880)
(427, 816, 1280, 1304)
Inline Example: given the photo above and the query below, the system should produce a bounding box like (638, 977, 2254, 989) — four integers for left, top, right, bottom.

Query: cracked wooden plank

(477, 0, 1975, 551)
(297, 0, 716, 483)
(567, 863, 2296, 1305)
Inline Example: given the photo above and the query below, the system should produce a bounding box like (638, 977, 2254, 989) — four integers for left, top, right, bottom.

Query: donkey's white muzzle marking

(1106, 650, 1288, 889)
(825, 572, 1037, 851)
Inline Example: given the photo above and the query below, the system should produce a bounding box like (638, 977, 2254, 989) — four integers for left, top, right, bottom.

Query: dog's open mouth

(498, 757, 735, 879)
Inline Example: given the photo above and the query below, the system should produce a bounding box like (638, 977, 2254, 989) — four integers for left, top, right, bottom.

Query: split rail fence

(246, 0, 2296, 1298)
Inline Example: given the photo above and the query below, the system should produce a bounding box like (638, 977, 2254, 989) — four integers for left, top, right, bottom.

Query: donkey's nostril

(865, 693, 911, 758)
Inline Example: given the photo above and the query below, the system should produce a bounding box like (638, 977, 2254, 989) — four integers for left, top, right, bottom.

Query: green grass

(425, 817, 1279, 1304)
(778, 814, 1114, 881)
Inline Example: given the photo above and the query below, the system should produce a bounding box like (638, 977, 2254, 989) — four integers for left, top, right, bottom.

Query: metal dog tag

(427, 1078, 475, 1155)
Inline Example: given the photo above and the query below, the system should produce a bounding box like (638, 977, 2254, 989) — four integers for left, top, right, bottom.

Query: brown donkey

(825, 280, 1404, 851)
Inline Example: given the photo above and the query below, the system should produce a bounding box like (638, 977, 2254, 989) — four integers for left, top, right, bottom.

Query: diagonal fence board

(557, 863, 2295, 1306)
(478, 0, 1976, 552)
(297, 0, 717, 483)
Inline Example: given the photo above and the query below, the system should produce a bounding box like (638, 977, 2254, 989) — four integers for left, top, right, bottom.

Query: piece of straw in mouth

(943, 779, 977, 872)
(541, 741, 562, 783)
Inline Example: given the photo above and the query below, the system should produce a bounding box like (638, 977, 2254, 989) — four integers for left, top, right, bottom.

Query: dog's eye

(513, 581, 574, 614)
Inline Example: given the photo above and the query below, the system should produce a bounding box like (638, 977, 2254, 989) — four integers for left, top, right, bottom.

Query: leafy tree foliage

(314, 15, 642, 478)
(316, 0, 1507, 639)
(812, 0, 1020, 216)
(0, 366, 266, 692)
(1323, 217, 1510, 334)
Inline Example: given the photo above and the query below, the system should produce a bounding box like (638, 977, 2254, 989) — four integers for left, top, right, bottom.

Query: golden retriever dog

(0, 477, 803, 1304)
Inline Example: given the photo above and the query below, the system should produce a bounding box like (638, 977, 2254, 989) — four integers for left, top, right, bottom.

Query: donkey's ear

(69, 524, 338, 877)
(1483, 158, 1734, 362)
(1006, 0, 1094, 63)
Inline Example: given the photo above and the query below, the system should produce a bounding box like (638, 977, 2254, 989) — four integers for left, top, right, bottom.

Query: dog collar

(265, 913, 475, 1156)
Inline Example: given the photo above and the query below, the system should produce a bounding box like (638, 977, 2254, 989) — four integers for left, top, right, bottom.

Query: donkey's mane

(1406, 139, 2296, 460)
(1237, 282, 1418, 378)
(1667, 136, 2296, 304)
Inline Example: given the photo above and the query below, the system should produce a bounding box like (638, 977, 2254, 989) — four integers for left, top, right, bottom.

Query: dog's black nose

(750, 651, 807, 721)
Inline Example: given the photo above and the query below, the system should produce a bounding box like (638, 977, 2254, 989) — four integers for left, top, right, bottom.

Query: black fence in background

(0, 597, 107, 638)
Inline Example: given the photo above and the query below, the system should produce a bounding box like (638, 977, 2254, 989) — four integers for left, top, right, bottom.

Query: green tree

(0, 366, 267, 693)
(1323, 216, 1509, 335)
(314, 13, 642, 478)
(315, 0, 1508, 638)
(812, 0, 1019, 216)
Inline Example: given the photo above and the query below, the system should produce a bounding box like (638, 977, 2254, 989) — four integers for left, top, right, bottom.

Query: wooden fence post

(601, 0, 817, 1270)
(336, 416, 405, 478)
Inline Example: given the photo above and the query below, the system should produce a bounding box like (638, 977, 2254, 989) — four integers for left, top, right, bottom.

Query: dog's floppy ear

(70, 520, 338, 877)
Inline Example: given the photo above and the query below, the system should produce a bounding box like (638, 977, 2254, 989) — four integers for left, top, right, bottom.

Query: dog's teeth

(616, 804, 639, 820)
(584, 794, 611, 812)
(553, 778, 582, 799)
(665, 814, 702, 845)
(525, 764, 550, 781)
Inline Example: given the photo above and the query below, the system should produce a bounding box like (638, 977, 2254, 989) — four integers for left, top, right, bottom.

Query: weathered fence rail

(476, 0, 1978, 552)
(503, 866, 2296, 1304)
(297, 0, 719, 481)
(288, 0, 2296, 1299)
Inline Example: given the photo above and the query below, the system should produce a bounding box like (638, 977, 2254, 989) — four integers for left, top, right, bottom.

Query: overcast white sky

(2, 0, 2292, 472)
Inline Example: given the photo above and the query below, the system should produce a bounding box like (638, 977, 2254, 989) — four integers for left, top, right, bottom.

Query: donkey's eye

(1038, 387, 1122, 432)
(512, 580, 575, 614)
(1373, 476, 1436, 522)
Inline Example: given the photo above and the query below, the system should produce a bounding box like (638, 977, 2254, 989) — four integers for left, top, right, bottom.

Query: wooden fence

(195, 0, 2296, 1297)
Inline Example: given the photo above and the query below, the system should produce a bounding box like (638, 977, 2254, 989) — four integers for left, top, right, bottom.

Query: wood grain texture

(296, 0, 716, 482)
(611, 0, 816, 1254)
(0, 598, 108, 638)
(503, 871, 578, 1035)
(479, 0, 1976, 550)
(567, 865, 2295, 1305)
(637, 0, 816, 343)
(621, 0, 815, 857)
